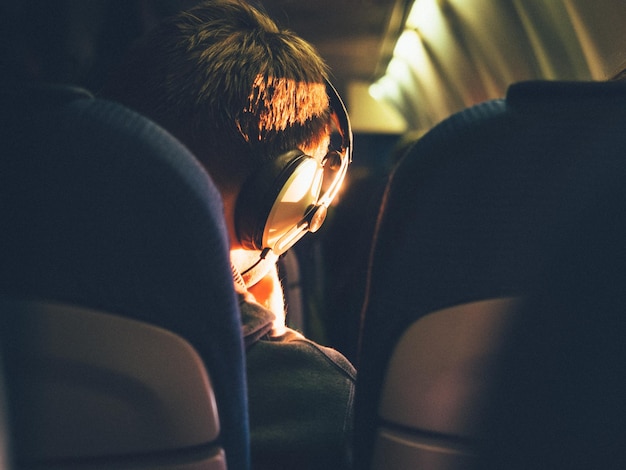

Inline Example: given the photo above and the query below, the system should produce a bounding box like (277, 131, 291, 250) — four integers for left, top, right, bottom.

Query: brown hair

(102, 0, 331, 193)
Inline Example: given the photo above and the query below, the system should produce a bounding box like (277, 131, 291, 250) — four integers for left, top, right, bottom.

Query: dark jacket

(239, 295, 356, 469)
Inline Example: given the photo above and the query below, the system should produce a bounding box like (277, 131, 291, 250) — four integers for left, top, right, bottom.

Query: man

(101, 1, 355, 468)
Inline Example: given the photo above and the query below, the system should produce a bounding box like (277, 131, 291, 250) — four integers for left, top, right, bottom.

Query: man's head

(103, 0, 333, 223)
(102, 0, 353, 286)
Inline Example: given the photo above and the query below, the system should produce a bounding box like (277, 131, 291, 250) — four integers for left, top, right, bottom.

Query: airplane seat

(476, 165, 626, 470)
(0, 349, 11, 469)
(0, 84, 249, 469)
(353, 80, 626, 469)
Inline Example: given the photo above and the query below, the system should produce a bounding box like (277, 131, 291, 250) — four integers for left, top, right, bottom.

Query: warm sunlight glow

(369, 0, 448, 107)
(406, 0, 442, 37)
(369, 76, 402, 103)
(393, 29, 421, 61)
(387, 57, 415, 90)
(243, 76, 329, 138)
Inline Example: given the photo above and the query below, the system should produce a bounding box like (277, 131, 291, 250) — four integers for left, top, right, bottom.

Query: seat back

(354, 80, 626, 469)
(1, 299, 225, 469)
(371, 298, 517, 470)
(477, 160, 626, 470)
(0, 85, 249, 469)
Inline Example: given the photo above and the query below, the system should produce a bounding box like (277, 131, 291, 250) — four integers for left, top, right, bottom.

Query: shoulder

(251, 328, 356, 380)
(245, 328, 356, 463)
(247, 330, 356, 469)
(281, 330, 357, 379)
(238, 293, 275, 347)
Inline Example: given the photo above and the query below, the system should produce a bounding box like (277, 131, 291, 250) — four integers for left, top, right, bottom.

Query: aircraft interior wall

(365, 0, 626, 135)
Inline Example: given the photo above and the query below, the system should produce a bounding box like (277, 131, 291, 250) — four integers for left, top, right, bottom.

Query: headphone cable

(240, 247, 272, 277)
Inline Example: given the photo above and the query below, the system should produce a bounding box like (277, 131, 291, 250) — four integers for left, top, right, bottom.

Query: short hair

(102, 0, 331, 194)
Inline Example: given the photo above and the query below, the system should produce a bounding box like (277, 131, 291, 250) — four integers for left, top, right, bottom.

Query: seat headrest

(506, 80, 626, 113)
(0, 83, 93, 112)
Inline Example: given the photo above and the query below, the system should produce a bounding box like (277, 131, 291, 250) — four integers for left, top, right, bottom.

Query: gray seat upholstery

(354, 80, 626, 469)
(0, 84, 249, 469)
(476, 136, 626, 470)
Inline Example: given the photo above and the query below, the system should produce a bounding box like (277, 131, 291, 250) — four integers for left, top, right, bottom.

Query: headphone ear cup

(235, 149, 323, 251)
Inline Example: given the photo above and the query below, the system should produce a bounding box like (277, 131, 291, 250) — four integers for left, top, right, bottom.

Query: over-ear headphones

(235, 79, 353, 257)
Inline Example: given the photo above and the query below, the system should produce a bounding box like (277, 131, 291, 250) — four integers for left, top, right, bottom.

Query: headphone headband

(327, 79, 353, 165)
